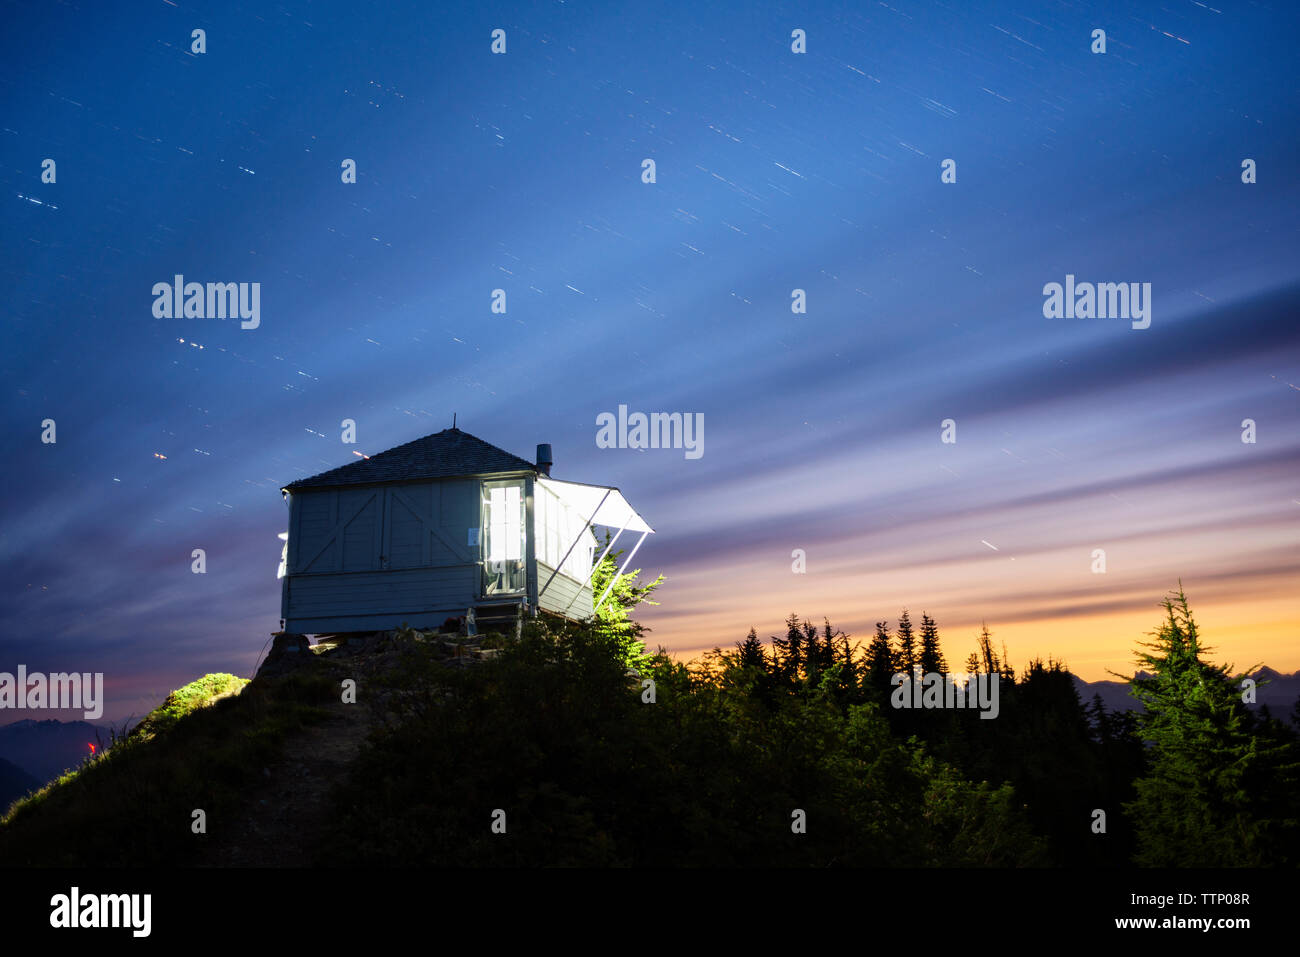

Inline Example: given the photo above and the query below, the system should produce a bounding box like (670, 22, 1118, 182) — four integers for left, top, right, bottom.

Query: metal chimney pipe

(536, 443, 553, 476)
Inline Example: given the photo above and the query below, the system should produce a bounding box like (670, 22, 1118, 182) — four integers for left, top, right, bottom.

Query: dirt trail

(198, 698, 372, 867)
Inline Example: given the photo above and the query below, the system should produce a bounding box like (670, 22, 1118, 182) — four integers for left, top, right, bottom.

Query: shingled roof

(283, 428, 538, 491)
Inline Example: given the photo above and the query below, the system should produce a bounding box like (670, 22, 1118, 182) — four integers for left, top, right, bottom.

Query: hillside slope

(0, 624, 1054, 867)
(0, 758, 40, 816)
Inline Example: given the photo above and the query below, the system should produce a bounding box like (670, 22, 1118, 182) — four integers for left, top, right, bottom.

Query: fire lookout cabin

(277, 428, 653, 634)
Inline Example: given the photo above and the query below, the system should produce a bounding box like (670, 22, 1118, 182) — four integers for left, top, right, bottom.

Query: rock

(254, 632, 320, 680)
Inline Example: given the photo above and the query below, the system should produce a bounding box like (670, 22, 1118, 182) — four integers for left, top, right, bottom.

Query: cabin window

(481, 480, 525, 594)
(535, 483, 595, 581)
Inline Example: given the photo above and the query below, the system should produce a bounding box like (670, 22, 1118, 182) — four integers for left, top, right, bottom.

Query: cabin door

(480, 479, 526, 596)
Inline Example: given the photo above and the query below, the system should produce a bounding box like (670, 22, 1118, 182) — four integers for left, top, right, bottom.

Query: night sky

(2, 1, 1297, 725)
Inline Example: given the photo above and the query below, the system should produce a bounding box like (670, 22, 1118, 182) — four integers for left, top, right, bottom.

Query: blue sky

(2, 0, 1297, 723)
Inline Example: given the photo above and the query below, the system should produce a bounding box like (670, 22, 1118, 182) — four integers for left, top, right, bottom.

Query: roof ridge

(283, 427, 537, 490)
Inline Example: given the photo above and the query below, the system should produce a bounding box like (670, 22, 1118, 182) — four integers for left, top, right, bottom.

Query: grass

(129, 672, 250, 741)
(0, 670, 337, 867)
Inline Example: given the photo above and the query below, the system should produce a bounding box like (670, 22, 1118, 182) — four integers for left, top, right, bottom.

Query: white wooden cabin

(278, 428, 652, 634)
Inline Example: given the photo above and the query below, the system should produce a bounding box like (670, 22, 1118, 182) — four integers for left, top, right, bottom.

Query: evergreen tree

(773, 613, 803, 684)
(1085, 693, 1111, 743)
(972, 622, 1000, 675)
(828, 619, 858, 698)
(590, 539, 664, 671)
(737, 627, 766, 671)
(895, 611, 916, 678)
(865, 622, 895, 698)
(918, 612, 947, 674)
(803, 619, 821, 684)
(1122, 586, 1300, 866)
(1000, 641, 1016, 682)
(821, 618, 843, 668)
